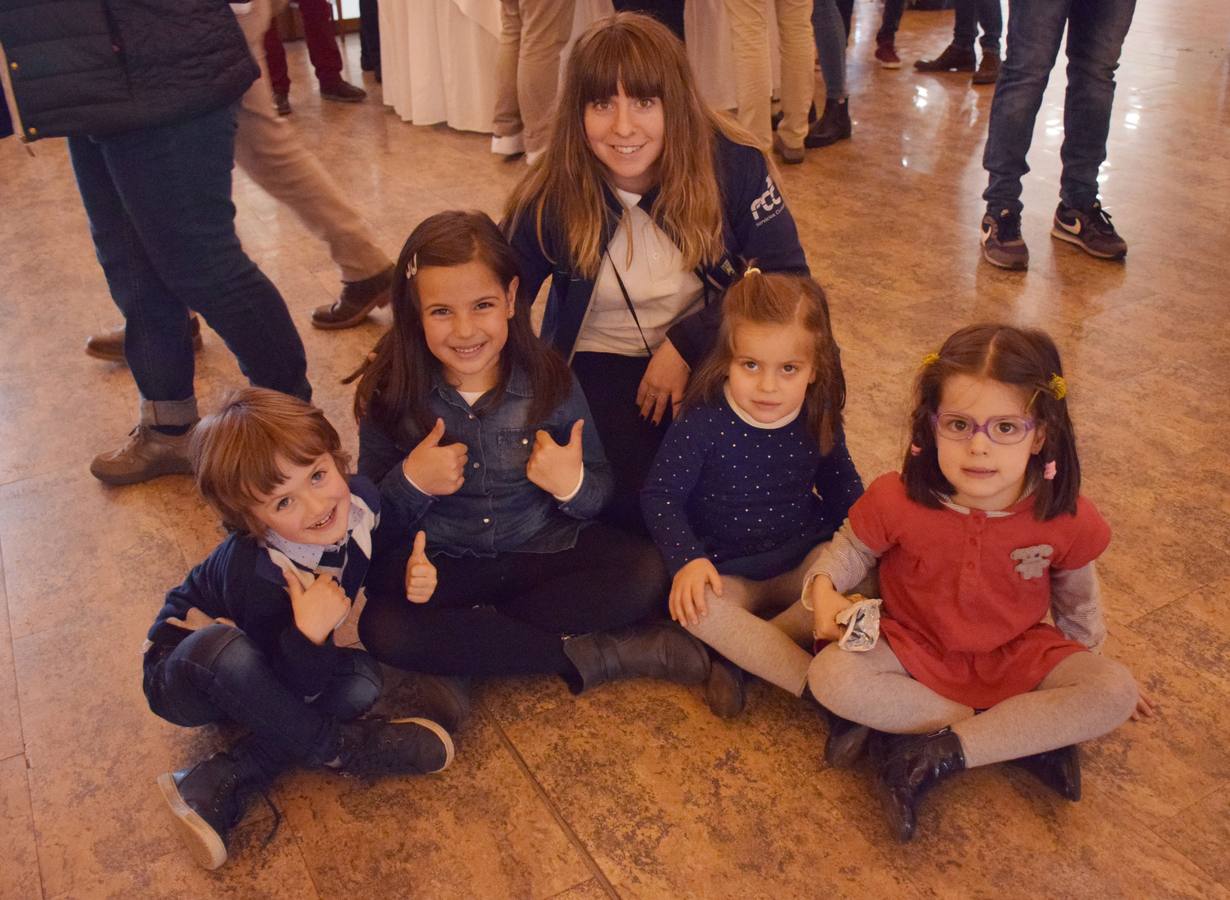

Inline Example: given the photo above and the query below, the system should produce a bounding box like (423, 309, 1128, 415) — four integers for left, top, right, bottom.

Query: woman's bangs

(577, 33, 665, 104)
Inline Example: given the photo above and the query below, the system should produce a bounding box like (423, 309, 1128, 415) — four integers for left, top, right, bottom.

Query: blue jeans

(68, 102, 310, 422)
(954, 0, 1003, 52)
(875, 0, 906, 45)
(982, 0, 1137, 216)
(811, 0, 847, 101)
(145, 624, 381, 778)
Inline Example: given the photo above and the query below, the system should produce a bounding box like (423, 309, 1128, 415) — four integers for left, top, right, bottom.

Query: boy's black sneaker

(157, 751, 256, 870)
(980, 208, 1029, 270)
(333, 715, 455, 778)
(1051, 200, 1127, 260)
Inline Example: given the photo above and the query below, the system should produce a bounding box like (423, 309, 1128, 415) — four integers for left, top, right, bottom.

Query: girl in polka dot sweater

(641, 270, 863, 718)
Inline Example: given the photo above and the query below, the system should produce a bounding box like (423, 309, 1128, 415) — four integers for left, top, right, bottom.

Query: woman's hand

(636, 339, 690, 425)
(669, 557, 722, 627)
(402, 417, 468, 496)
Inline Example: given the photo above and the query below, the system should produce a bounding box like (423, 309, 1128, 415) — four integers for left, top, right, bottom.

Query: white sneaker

(490, 132, 525, 156)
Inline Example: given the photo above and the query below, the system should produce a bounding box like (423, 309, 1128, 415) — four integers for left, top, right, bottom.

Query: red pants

(263, 0, 343, 94)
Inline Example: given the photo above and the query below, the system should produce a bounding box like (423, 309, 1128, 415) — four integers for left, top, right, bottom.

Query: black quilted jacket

(0, 0, 256, 140)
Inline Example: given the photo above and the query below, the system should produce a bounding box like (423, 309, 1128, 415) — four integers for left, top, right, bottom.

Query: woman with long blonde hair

(504, 12, 809, 532)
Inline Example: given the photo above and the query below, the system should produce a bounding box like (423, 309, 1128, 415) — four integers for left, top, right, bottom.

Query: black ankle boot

(818, 704, 872, 768)
(876, 728, 967, 842)
(562, 622, 710, 693)
(705, 653, 746, 719)
(156, 750, 258, 869)
(914, 43, 977, 72)
(1009, 744, 1081, 801)
(804, 99, 851, 148)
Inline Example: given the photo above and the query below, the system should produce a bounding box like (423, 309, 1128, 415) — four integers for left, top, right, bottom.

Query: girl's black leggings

(358, 523, 668, 679)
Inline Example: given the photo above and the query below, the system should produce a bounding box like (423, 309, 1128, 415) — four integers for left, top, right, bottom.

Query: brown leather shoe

(311, 266, 394, 330)
(85, 316, 203, 363)
(90, 425, 194, 485)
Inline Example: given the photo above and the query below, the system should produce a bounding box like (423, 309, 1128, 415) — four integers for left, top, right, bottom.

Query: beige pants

(493, 0, 576, 154)
(233, 0, 390, 283)
(724, 0, 814, 150)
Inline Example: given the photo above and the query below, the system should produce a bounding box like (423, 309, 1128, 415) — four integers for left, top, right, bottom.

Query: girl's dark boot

(802, 686, 871, 767)
(1009, 744, 1081, 801)
(705, 652, 747, 719)
(562, 622, 710, 692)
(876, 728, 966, 842)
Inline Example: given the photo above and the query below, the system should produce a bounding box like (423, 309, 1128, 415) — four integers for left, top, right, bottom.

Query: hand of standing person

(637, 339, 690, 425)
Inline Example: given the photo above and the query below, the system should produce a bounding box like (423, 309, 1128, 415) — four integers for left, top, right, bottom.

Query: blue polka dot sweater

(641, 395, 863, 575)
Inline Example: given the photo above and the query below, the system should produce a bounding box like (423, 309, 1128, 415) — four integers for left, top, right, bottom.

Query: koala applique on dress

(1011, 544, 1054, 580)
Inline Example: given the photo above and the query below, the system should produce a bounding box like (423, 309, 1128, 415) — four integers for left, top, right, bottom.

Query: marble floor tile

(275, 708, 594, 900)
(493, 680, 923, 898)
(0, 755, 41, 900)
(0, 562, 23, 762)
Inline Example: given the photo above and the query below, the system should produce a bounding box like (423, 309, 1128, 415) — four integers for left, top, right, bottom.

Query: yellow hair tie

(744, 266, 762, 276)
(1048, 373, 1068, 400)
(921, 352, 940, 367)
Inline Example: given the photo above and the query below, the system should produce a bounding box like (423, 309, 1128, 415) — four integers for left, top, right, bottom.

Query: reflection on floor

(1, 2, 1228, 897)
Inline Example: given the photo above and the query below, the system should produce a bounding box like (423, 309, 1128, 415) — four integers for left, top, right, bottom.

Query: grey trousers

(808, 641, 1138, 767)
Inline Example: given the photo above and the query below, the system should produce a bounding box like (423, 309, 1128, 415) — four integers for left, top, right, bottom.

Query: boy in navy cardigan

(144, 388, 453, 870)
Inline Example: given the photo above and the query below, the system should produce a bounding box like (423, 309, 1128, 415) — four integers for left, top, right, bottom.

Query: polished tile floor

(1, 2, 1228, 897)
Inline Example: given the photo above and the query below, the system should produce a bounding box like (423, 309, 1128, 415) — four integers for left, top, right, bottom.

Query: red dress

(849, 473, 1111, 709)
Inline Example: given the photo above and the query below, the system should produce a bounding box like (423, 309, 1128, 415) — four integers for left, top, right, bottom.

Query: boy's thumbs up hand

(402, 417, 468, 496)
(283, 568, 350, 646)
(405, 530, 437, 604)
(526, 419, 585, 499)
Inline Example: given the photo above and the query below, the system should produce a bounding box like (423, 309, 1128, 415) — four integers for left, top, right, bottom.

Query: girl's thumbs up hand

(405, 530, 437, 604)
(403, 418, 468, 496)
(526, 419, 585, 498)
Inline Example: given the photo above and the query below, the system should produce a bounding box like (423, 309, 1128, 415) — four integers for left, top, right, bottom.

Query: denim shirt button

(482, 517, 491, 525)
(472, 462, 480, 469)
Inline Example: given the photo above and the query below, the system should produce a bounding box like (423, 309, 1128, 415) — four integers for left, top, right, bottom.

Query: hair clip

(1048, 373, 1067, 400)
(744, 266, 762, 277)
(1043, 460, 1058, 481)
(406, 253, 418, 279)
(920, 352, 940, 367)
(909, 444, 922, 457)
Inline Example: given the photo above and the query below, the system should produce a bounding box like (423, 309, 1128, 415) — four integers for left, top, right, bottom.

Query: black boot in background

(914, 43, 977, 72)
(805, 99, 852, 148)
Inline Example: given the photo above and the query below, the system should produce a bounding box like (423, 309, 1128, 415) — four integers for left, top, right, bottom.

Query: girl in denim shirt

(352, 211, 709, 696)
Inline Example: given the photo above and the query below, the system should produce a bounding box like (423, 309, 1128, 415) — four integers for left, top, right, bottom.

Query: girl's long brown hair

(503, 12, 763, 281)
(349, 210, 570, 446)
(683, 272, 846, 454)
(901, 323, 1081, 520)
